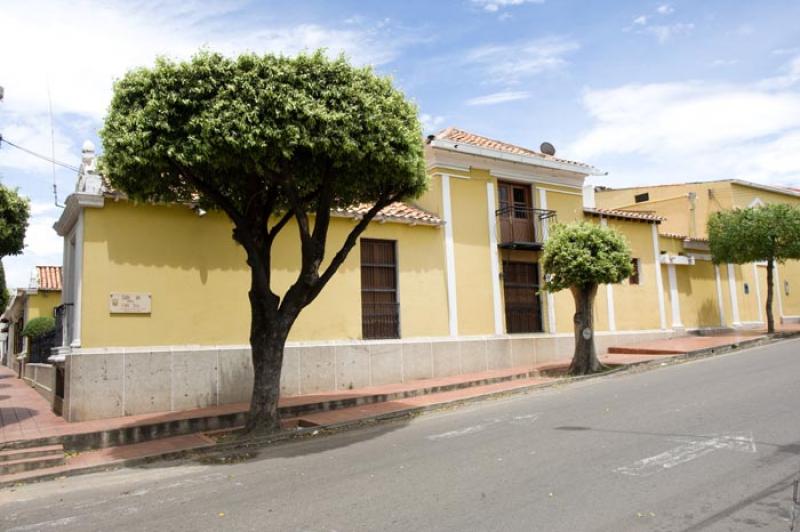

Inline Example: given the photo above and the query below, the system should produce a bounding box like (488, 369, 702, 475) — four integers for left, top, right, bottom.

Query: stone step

(2, 366, 548, 453)
(278, 367, 542, 418)
(0, 444, 64, 463)
(0, 446, 64, 475)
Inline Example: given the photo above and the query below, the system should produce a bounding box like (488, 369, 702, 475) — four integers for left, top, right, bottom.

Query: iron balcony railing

(496, 206, 557, 249)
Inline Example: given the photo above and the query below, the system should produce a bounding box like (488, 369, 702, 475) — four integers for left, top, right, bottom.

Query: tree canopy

(708, 204, 800, 265)
(542, 221, 634, 292)
(0, 184, 29, 258)
(100, 51, 427, 217)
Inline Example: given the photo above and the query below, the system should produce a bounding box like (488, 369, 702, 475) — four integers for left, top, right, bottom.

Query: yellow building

(49, 133, 710, 421)
(597, 179, 800, 329)
(1, 265, 62, 372)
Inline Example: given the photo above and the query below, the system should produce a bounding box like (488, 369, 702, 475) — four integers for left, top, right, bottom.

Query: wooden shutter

(361, 239, 400, 339)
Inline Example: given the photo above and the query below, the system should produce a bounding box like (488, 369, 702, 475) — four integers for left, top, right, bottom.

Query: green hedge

(22, 316, 55, 339)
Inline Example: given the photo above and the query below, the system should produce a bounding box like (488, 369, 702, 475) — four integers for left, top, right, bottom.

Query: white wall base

(63, 329, 681, 422)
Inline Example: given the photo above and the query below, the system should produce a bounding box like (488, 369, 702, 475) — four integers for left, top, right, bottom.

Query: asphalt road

(3, 339, 800, 531)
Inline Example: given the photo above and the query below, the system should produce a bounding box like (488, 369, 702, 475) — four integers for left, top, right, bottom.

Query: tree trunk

(766, 258, 775, 334)
(569, 284, 602, 375)
(241, 242, 288, 435)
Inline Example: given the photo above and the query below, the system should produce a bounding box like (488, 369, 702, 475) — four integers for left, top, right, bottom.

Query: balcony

(496, 206, 557, 250)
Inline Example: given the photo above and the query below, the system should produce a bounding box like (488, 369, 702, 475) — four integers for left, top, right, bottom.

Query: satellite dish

(540, 142, 556, 156)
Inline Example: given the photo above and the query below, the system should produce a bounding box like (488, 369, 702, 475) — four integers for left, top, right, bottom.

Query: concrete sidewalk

(2, 327, 797, 486)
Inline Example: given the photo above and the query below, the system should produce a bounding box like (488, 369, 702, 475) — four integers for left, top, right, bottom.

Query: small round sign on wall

(582, 327, 592, 340)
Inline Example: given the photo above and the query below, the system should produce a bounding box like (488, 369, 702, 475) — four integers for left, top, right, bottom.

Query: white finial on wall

(76, 140, 102, 194)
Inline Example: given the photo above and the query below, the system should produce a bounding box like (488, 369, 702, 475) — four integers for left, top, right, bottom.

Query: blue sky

(1, 0, 800, 287)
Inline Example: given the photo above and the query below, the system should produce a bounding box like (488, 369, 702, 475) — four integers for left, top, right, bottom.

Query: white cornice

(53, 193, 105, 236)
(426, 147, 587, 189)
(428, 139, 605, 176)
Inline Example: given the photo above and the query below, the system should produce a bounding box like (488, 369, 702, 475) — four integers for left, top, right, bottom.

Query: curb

(3, 332, 799, 489)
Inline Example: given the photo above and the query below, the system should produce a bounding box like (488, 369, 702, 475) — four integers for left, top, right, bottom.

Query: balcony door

(502, 261, 543, 333)
(498, 181, 534, 243)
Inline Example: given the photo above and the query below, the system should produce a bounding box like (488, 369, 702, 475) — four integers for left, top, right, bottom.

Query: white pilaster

(727, 263, 741, 326)
(667, 263, 683, 328)
(71, 211, 85, 347)
(774, 263, 785, 319)
(714, 264, 726, 327)
(486, 182, 503, 335)
(538, 188, 557, 333)
(600, 217, 616, 332)
(752, 263, 763, 323)
(651, 224, 667, 330)
(441, 174, 459, 337)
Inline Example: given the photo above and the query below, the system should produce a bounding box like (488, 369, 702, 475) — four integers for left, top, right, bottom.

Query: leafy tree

(708, 204, 800, 333)
(0, 185, 30, 309)
(542, 222, 633, 375)
(0, 184, 30, 258)
(0, 262, 9, 312)
(100, 51, 426, 434)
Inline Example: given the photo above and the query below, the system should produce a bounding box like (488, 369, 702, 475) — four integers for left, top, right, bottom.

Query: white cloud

(420, 113, 446, 133)
(466, 91, 532, 106)
(570, 55, 800, 187)
(0, 113, 78, 173)
(472, 0, 544, 13)
(633, 15, 648, 26)
(711, 58, 739, 67)
(3, 203, 63, 290)
(465, 37, 579, 85)
(0, 0, 411, 122)
(644, 23, 695, 43)
(656, 4, 674, 15)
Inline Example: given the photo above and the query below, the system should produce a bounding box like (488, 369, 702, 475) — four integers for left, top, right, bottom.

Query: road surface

(3, 339, 800, 531)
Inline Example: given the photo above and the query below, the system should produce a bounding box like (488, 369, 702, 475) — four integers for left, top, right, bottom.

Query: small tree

(101, 51, 426, 434)
(21, 316, 55, 339)
(708, 204, 800, 333)
(0, 184, 30, 309)
(542, 222, 633, 375)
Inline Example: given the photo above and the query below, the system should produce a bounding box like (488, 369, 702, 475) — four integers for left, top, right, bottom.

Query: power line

(0, 135, 80, 173)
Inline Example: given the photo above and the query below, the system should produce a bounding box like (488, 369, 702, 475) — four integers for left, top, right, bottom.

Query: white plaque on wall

(109, 292, 152, 314)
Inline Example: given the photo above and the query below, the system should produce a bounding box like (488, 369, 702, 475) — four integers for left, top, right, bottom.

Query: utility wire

(0, 136, 80, 173)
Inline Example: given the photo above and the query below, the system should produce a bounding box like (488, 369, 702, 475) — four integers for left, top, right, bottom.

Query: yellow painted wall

(597, 182, 734, 239)
(779, 260, 800, 316)
(738, 263, 762, 324)
(607, 220, 661, 331)
(678, 261, 722, 329)
(80, 201, 449, 347)
(730, 183, 800, 209)
(449, 170, 495, 335)
(25, 291, 60, 321)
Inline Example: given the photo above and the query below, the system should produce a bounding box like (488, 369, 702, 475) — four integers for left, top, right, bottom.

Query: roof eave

(429, 139, 605, 176)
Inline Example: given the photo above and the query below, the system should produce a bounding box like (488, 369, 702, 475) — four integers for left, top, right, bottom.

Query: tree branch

(171, 162, 246, 228)
(305, 192, 402, 304)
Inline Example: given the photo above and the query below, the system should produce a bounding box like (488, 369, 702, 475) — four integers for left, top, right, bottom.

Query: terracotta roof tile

(335, 202, 442, 226)
(36, 266, 62, 291)
(583, 207, 664, 223)
(433, 127, 593, 169)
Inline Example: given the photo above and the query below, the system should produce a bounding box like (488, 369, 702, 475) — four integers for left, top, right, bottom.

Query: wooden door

(498, 182, 534, 243)
(502, 261, 543, 333)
